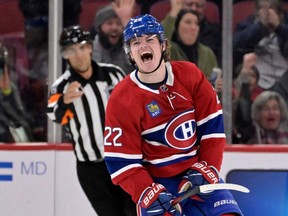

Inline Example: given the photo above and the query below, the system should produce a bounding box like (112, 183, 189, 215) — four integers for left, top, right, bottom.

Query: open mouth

(109, 31, 118, 38)
(141, 51, 153, 63)
(109, 34, 119, 41)
(108, 31, 121, 42)
(267, 117, 277, 123)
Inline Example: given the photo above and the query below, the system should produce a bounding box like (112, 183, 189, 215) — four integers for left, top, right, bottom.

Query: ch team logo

(165, 110, 197, 150)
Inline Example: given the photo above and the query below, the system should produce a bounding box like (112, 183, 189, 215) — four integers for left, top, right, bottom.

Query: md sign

(0, 161, 48, 182)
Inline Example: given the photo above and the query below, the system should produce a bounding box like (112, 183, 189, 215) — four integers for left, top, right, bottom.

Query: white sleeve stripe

(197, 110, 223, 126)
(104, 152, 142, 159)
(142, 123, 166, 135)
(144, 140, 165, 146)
(111, 164, 142, 179)
(201, 133, 226, 140)
(144, 149, 197, 165)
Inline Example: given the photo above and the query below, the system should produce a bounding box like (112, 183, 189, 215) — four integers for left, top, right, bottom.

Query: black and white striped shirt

(47, 61, 125, 162)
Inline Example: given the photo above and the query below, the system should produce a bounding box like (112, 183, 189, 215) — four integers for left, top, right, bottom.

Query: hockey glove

(137, 183, 182, 216)
(178, 161, 219, 196)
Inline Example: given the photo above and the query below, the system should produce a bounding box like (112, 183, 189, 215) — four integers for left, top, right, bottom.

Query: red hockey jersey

(104, 61, 226, 202)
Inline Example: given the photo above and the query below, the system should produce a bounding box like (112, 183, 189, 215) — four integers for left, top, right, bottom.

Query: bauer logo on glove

(178, 161, 220, 194)
(138, 183, 182, 216)
(191, 162, 219, 184)
(141, 183, 165, 207)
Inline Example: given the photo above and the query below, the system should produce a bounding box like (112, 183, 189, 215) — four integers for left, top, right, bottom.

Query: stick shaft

(172, 183, 249, 205)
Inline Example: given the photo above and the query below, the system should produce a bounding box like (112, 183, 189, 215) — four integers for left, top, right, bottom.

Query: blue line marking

(0, 162, 13, 168)
(0, 175, 13, 181)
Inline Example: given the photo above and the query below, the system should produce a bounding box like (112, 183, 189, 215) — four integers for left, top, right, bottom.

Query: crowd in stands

(91, 3, 135, 73)
(232, 0, 288, 144)
(0, 0, 288, 145)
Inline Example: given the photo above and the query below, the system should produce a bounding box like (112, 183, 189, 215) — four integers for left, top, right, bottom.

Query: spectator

(0, 41, 33, 143)
(169, 9, 222, 92)
(249, 91, 288, 144)
(46, 25, 136, 216)
(18, 0, 83, 141)
(104, 14, 243, 216)
(92, 1, 136, 74)
(233, 0, 288, 101)
(161, 0, 222, 64)
(233, 53, 263, 144)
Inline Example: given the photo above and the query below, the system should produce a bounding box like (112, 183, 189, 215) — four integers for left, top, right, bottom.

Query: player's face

(100, 17, 123, 45)
(63, 42, 92, 74)
(178, 12, 200, 45)
(183, 0, 205, 19)
(129, 34, 164, 72)
(258, 99, 281, 131)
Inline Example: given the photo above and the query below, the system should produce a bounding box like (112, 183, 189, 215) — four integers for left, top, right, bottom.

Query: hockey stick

(172, 183, 250, 205)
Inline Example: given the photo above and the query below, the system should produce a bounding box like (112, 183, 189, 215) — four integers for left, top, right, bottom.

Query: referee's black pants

(77, 160, 137, 216)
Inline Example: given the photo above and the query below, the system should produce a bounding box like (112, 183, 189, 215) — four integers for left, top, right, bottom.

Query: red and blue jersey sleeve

(171, 61, 226, 170)
(104, 79, 154, 202)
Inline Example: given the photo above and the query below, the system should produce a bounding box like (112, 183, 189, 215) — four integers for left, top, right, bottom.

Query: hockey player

(104, 14, 243, 216)
(46, 25, 136, 216)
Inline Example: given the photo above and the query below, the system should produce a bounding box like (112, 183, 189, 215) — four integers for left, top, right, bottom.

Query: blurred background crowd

(0, 0, 288, 145)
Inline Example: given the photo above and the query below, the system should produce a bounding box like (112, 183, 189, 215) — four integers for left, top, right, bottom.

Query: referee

(46, 25, 136, 216)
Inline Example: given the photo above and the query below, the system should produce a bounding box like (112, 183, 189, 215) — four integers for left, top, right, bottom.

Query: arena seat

(233, 1, 255, 32)
(284, 2, 288, 11)
(233, 1, 288, 32)
(79, 0, 110, 31)
(0, 0, 25, 35)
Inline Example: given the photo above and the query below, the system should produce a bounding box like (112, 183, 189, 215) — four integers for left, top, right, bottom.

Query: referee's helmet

(59, 25, 92, 50)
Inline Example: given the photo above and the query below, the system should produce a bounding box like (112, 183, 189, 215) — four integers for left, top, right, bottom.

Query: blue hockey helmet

(123, 14, 166, 53)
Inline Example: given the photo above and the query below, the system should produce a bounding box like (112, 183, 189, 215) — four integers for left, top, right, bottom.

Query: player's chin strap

(137, 45, 165, 74)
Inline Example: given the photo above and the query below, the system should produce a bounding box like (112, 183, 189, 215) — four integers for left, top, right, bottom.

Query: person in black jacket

(0, 41, 33, 142)
(46, 25, 136, 216)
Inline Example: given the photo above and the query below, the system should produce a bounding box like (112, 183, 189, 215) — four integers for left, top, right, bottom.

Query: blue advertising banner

(227, 170, 288, 216)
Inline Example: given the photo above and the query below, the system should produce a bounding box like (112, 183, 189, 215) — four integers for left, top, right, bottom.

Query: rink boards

(0, 144, 287, 216)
